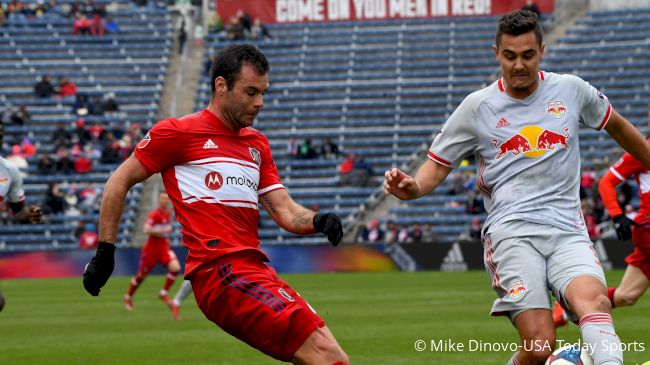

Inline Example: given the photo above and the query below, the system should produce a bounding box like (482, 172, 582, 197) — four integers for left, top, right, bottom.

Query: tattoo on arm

(261, 195, 276, 214)
(291, 211, 312, 232)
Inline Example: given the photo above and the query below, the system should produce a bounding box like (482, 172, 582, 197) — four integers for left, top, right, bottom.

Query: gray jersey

(0, 157, 25, 204)
(429, 71, 611, 233)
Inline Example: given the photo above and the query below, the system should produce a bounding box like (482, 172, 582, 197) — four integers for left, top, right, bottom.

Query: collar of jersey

(202, 108, 244, 135)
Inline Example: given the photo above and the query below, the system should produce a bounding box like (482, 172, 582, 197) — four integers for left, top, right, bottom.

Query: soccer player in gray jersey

(384, 10, 650, 365)
(0, 121, 42, 313)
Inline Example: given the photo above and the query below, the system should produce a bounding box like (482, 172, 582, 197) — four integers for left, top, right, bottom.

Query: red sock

(331, 363, 345, 365)
(127, 275, 145, 296)
(607, 287, 616, 308)
(163, 271, 178, 292)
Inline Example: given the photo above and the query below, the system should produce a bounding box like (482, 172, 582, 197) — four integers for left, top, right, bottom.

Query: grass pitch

(1, 270, 648, 364)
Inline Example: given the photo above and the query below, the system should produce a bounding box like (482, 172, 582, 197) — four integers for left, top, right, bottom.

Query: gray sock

(579, 313, 623, 365)
(172, 280, 193, 307)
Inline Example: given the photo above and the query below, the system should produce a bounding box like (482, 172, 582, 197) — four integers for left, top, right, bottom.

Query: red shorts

(629, 224, 650, 280)
(138, 247, 177, 275)
(190, 251, 325, 362)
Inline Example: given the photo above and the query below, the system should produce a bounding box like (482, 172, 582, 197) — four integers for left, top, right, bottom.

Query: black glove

(83, 241, 116, 296)
(612, 214, 636, 242)
(313, 212, 343, 246)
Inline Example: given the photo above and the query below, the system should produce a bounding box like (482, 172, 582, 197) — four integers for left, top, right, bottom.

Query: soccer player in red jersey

(83, 45, 348, 364)
(123, 191, 180, 317)
(554, 139, 650, 326)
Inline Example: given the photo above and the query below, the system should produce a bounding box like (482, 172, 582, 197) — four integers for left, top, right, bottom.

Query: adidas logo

(496, 117, 510, 128)
(203, 139, 218, 149)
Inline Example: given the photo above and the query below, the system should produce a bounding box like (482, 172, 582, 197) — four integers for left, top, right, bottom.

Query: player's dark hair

(210, 44, 269, 93)
(495, 10, 543, 47)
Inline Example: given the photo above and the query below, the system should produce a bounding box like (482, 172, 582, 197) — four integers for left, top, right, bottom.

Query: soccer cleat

(552, 302, 568, 327)
(170, 302, 181, 320)
(159, 292, 172, 306)
(123, 295, 133, 311)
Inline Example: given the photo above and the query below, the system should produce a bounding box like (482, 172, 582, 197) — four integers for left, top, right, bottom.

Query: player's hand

(383, 168, 420, 200)
(612, 214, 636, 241)
(27, 205, 41, 224)
(83, 242, 116, 296)
(313, 212, 343, 246)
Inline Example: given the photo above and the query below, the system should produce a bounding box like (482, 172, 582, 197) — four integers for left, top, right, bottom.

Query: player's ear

(539, 42, 546, 60)
(492, 44, 499, 60)
(214, 76, 228, 96)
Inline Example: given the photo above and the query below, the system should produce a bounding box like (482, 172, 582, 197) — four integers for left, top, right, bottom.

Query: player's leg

(293, 325, 349, 365)
(191, 252, 348, 363)
(170, 280, 193, 319)
(508, 309, 556, 365)
(159, 249, 179, 303)
(483, 222, 555, 364)
(0, 288, 5, 313)
(549, 234, 623, 365)
(612, 264, 649, 307)
(125, 253, 152, 310)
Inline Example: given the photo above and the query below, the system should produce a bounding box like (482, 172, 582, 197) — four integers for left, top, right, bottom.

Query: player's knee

(168, 260, 180, 272)
(293, 338, 348, 365)
(592, 293, 613, 312)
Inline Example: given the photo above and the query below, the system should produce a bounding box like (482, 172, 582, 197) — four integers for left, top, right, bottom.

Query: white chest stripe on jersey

(176, 159, 261, 210)
(639, 171, 650, 194)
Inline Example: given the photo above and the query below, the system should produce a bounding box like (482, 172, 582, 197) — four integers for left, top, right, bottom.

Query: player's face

(159, 192, 170, 209)
(222, 64, 269, 129)
(494, 31, 545, 99)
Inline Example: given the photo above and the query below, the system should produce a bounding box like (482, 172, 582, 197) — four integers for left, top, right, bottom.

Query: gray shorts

(483, 220, 606, 322)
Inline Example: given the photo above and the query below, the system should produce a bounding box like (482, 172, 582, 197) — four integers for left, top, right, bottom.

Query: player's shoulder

(0, 157, 21, 177)
(241, 126, 270, 143)
(544, 71, 587, 88)
(463, 82, 498, 109)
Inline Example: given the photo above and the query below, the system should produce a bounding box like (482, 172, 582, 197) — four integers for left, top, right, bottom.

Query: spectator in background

(73, 13, 92, 35)
(204, 54, 216, 75)
(6, 145, 28, 176)
(410, 223, 423, 243)
(81, 0, 95, 16)
(286, 137, 298, 158)
(250, 18, 271, 40)
(103, 92, 119, 115)
(319, 138, 340, 159)
(297, 139, 317, 159)
(73, 94, 89, 116)
(448, 172, 464, 195)
(397, 224, 410, 243)
(582, 199, 600, 239)
(177, 18, 186, 55)
(20, 137, 36, 158)
(384, 220, 399, 244)
(521, 0, 541, 19)
(79, 222, 99, 249)
(421, 223, 437, 243)
(465, 188, 485, 214)
(580, 166, 598, 199)
(10, 105, 30, 125)
(88, 95, 104, 115)
(466, 217, 483, 241)
(339, 153, 373, 187)
(34, 75, 55, 97)
(56, 147, 75, 174)
(0, 5, 6, 27)
(236, 9, 251, 32)
(44, 182, 65, 215)
(72, 119, 90, 144)
(208, 11, 222, 33)
(58, 77, 77, 100)
(90, 14, 104, 35)
(74, 152, 93, 173)
(226, 15, 244, 41)
(37, 153, 58, 174)
(356, 218, 384, 243)
(104, 16, 118, 33)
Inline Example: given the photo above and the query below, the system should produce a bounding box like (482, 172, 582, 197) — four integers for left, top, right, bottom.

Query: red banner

(217, 0, 554, 24)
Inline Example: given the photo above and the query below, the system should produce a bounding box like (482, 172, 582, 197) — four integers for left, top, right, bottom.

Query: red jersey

(143, 206, 172, 252)
(602, 140, 650, 225)
(134, 109, 284, 276)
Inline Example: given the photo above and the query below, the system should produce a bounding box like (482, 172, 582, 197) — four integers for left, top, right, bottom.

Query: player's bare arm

(99, 154, 152, 243)
(384, 159, 452, 200)
(143, 223, 173, 236)
(605, 109, 650, 168)
(260, 188, 317, 234)
(260, 188, 343, 245)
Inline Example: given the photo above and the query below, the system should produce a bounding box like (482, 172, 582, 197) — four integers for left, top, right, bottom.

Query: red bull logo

(547, 100, 567, 119)
(507, 279, 527, 301)
(493, 126, 570, 160)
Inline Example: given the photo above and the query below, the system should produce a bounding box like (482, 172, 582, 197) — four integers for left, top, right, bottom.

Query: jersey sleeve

(7, 162, 25, 203)
(257, 134, 284, 196)
(571, 75, 612, 130)
(134, 118, 183, 174)
(428, 93, 479, 168)
(145, 210, 161, 227)
(610, 152, 645, 181)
